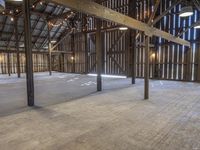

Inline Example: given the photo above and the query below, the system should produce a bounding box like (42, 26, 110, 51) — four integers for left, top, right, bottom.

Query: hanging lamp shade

(179, 6, 194, 17)
(119, 27, 128, 30)
(0, 0, 5, 12)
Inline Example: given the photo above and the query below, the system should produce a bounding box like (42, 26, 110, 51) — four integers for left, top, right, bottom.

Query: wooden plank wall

(58, 32, 86, 74)
(57, 0, 200, 82)
(1, 0, 200, 83)
(98, 0, 128, 75)
(58, 34, 73, 73)
(136, 0, 152, 79)
(136, 0, 200, 82)
(58, 0, 129, 75)
(0, 52, 48, 74)
(74, 33, 86, 73)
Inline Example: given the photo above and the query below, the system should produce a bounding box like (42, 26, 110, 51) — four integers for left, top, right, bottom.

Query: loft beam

(0, 49, 72, 54)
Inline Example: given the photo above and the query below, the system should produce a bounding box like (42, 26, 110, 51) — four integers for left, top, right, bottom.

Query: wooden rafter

(152, 0, 182, 25)
(148, 0, 161, 25)
(31, 5, 50, 49)
(32, 5, 58, 49)
(136, 0, 161, 39)
(51, 29, 73, 51)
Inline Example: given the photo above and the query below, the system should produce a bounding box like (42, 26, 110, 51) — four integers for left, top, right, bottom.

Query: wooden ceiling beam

(0, 49, 72, 54)
(50, 0, 190, 47)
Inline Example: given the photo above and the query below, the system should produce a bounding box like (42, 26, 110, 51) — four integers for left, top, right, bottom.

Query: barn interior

(0, 0, 200, 149)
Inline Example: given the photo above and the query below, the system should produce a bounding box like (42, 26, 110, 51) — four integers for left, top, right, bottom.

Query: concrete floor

(0, 72, 130, 116)
(0, 72, 200, 150)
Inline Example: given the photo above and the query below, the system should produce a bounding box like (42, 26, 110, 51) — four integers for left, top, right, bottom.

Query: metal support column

(15, 17, 20, 78)
(47, 22, 52, 76)
(96, 19, 102, 91)
(144, 36, 150, 99)
(23, 0, 34, 106)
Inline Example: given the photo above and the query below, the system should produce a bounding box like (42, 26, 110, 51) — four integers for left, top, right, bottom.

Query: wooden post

(23, 0, 34, 106)
(7, 51, 11, 76)
(129, 0, 137, 84)
(197, 45, 200, 82)
(83, 15, 89, 74)
(154, 42, 159, 79)
(96, 19, 102, 91)
(47, 22, 52, 76)
(187, 46, 192, 81)
(61, 53, 64, 72)
(15, 18, 20, 78)
(71, 33, 75, 73)
(144, 35, 150, 99)
(131, 35, 137, 84)
(85, 32, 88, 74)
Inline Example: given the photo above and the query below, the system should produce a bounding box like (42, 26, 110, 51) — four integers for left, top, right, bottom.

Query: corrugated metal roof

(0, 1, 76, 51)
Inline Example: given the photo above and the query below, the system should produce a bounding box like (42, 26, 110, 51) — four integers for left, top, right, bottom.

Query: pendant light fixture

(194, 22, 200, 29)
(119, 27, 128, 31)
(179, 6, 194, 17)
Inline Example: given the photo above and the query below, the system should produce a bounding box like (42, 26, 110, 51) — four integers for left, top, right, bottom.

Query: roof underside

(0, 0, 200, 51)
(0, 0, 77, 51)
